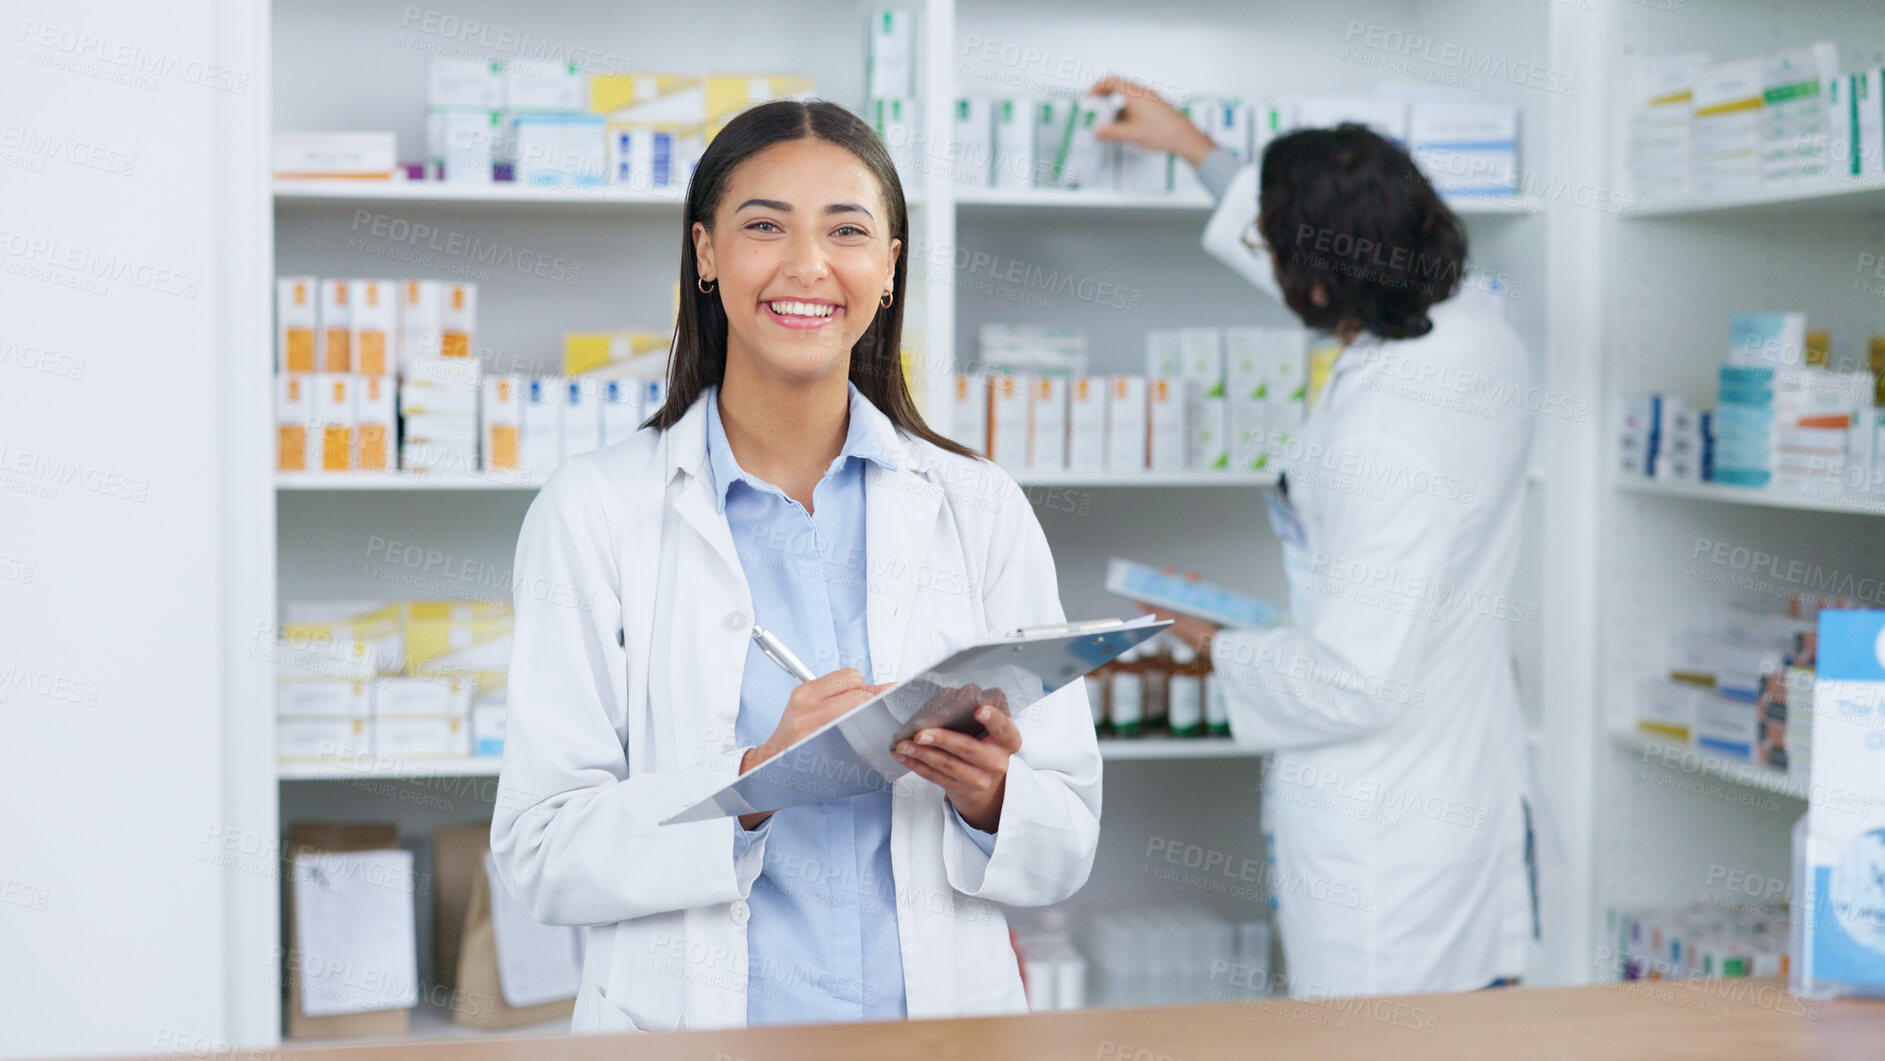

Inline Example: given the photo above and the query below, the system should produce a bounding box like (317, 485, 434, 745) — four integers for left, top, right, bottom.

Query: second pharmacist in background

(1095, 78, 1540, 997)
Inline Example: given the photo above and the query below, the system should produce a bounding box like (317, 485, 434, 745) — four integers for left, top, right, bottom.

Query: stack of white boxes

(275, 602, 403, 764)
(950, 324, 1306, 477)
(1407, 101, 1520, 199)
(956, 91, 1258, 194)
(1629, 41, 1851, 202)
(399, 279, 482, 475)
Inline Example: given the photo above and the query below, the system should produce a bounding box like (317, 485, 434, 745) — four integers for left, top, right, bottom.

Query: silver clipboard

(660, 615, 1171, 825)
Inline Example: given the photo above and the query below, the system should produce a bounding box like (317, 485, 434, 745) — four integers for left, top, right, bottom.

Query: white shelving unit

(249, 0, 1568, 1049)
(1592, 0, 1885, 988)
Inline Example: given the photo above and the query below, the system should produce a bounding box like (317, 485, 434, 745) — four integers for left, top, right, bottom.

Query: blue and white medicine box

(1409, 101, 1519, 197)
(1794, 609, 1885, 999)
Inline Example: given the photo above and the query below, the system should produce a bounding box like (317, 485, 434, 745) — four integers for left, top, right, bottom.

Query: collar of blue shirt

(702, 382, 902, 513)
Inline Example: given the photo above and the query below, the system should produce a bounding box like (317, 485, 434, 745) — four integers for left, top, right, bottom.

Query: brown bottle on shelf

(1143, 635, 1170, 735)
(1087, 658, 1112, 738)
(1110, 644, 1144, 738)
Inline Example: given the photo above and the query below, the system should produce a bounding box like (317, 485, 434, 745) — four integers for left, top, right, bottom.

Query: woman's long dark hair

(647, 99, 976, 461)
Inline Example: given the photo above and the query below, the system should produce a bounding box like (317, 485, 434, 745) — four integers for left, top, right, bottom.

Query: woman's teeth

(767, 301, 836, 318)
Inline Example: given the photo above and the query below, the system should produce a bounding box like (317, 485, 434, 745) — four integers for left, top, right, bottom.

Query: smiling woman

(491, 97, 1101, 1037)
(649, 99, 971, 464)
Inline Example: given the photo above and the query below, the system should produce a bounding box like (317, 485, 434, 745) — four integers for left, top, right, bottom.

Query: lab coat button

(723, 610, 747, 632)
(729, 900, 750, 925)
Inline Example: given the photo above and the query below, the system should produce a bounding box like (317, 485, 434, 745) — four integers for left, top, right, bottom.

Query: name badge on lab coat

(1262, 486, 1307, 550)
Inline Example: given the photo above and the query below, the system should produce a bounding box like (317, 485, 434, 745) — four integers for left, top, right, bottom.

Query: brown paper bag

(436, 823, 575, 1029)
(283, 821, 413, 1040)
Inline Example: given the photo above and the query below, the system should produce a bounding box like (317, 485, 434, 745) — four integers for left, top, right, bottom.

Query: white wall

(0, 0, 271, 1055)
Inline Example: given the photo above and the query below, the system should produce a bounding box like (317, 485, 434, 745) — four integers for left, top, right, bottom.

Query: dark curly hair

(1257, 123, 1468, 341)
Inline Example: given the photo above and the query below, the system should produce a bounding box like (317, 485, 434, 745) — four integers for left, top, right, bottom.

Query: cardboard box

(951, 375, 989, 454)
(1114, 142, 1167, 194)
(318, 279, 351, 372)
(1409, 101, 1520, 196)
(1106, 376, 1147, 473)
(277, 374, 311, 472)
(311, 374, 355, 472)
(283, 822, 411, 1041)
(482, 375, 524, 471)
(1179, 327, 1225, 393)
(1067, 377, 1106, 473)
(354, 374, 395, 472)
(605, 124, 687, 191)
(1148, 377, 1186, 472)
(398, 280, 443, 371)
(988, 374, 1030, 471)
(278, 276, 318, 373)
(1228, 400, 1270, 473)
(1034, 98, 1071, 188)
(1031, 376, 1068, 472)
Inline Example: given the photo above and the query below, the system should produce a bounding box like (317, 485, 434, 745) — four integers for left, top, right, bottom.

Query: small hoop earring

(879, 291, 894, 308)
(697, 277, 716, 294)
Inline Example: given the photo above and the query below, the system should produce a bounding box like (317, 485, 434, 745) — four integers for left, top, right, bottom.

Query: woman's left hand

(893, 700, 1022, 834)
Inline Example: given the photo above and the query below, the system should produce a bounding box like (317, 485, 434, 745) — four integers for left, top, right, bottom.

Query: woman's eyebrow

(825, 202, 874, 219)
(735, 198, 792, 212)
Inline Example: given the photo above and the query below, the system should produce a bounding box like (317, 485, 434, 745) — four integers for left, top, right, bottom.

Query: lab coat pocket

(585, 984, 676, 1034)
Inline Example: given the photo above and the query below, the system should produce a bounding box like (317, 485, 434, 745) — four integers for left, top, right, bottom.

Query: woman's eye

(833, 225, 869, 238)
(746, 221, 781, 233)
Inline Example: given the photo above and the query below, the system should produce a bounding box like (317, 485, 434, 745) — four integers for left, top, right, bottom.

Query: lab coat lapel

(865, 453, 941, 684)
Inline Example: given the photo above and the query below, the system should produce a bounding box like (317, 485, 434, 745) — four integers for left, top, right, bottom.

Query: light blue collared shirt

(708, 384, 998, 1025)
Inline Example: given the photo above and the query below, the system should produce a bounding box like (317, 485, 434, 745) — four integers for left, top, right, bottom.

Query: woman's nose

(781, 233, 831, 285)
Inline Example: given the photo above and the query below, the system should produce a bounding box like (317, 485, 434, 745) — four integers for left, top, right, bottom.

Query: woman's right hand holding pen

(738, 668, 890, 829)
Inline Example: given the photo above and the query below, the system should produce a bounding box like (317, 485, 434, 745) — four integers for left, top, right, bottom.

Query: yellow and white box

(398, 279, 443, 370)
(481, 375, 524, 471)
(374, 675, 473, 718)
(277, 276, 317, 373)
(354, 374, 395, 472)
(988, 373, 1031, 472)
(1030, 376, 1068, 472)
(1148, 376, 1187, 472)
(277, 373, 312, 472)
(374, 715, 470, 759)
(350, 279, 397, 377)
(310, 373, 356, 472)
(705, 74, 817, 138)
(404, 601, 513, 679)
(277, 717, 371, 762)
(441, 281, 476, 361)
(278, 677, 372, 719)
(1067, 377, 1107, 473)
(519, 377, 564, 476)
(317, 278, 351, 372)
(1106, 375, 1148, 473)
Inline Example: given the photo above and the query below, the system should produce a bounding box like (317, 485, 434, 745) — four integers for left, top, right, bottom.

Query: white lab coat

(1202, 164, 1536, 996)
(491, 392, 1101, 1034)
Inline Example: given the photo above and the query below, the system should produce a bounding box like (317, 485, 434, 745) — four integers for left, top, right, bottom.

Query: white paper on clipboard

(660, 615, 1170, 826)
(291, 849, 420, 1017)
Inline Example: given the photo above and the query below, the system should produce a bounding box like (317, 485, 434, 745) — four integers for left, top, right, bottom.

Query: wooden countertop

(98, 979, 1885, 1061)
